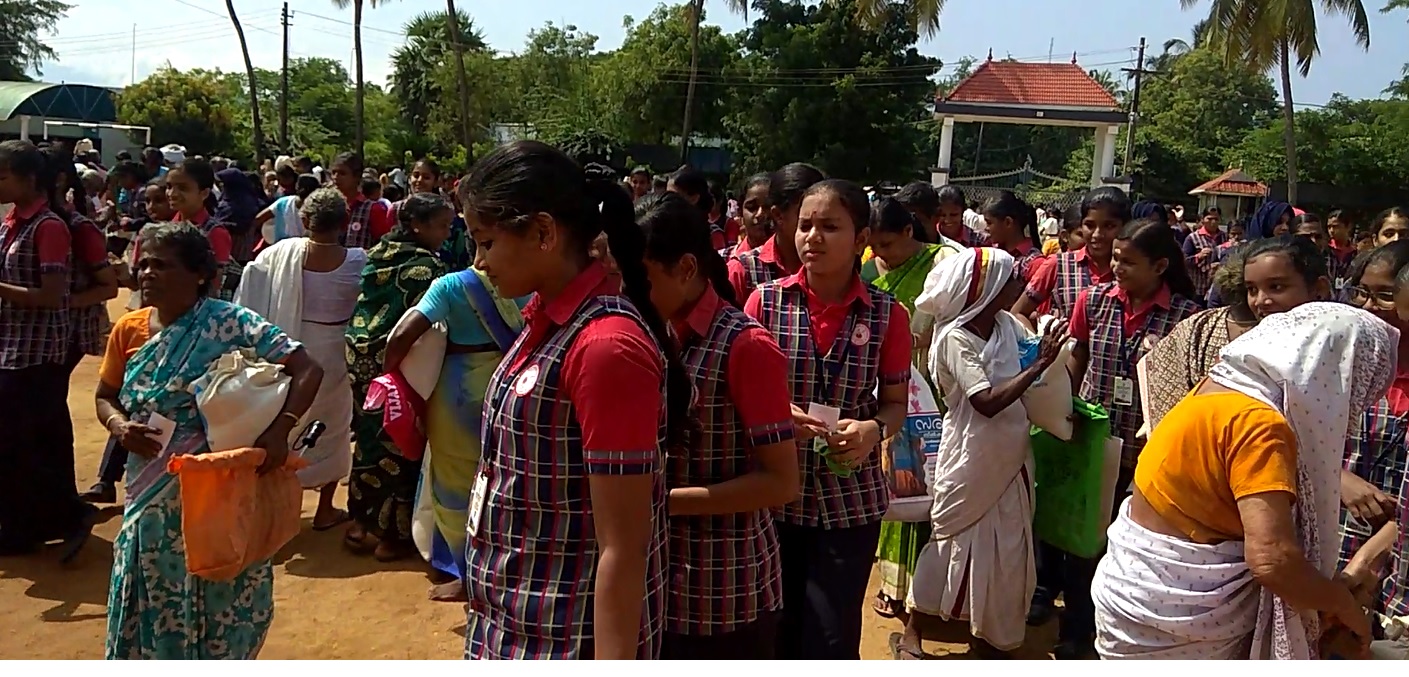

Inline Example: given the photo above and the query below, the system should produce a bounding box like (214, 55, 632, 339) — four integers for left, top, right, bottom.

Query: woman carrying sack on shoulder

(97, 223, 322, 659)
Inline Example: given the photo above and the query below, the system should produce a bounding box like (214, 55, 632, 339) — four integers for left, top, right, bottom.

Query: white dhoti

(292, 320, 354, 489)
(1092, 499, 1261, 659)
(907, 460, 1035, 651)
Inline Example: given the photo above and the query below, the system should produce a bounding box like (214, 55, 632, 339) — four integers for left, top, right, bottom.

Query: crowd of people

(3, 134, 1409, 660)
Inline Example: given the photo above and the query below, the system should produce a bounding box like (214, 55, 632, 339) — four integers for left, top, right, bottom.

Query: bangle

(104, 413, 123, 431)
(279, 411, 301, 425)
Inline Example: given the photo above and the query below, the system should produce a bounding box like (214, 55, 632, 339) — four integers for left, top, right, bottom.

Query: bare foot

(428, 580, 467, 602)
(373, 539, 414, 562)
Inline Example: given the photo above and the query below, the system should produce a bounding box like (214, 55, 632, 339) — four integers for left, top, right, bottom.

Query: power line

(168, 0, 281, 38)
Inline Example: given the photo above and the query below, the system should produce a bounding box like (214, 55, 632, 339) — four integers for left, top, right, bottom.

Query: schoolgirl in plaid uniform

(0, 140, 90, 556)
(329, 152, 391, 250)
(1059, 217, 1198, 657)
(979, 190, 1046, 284)
(64, 213, 113, 365)
(1014, 187, 1128, 323)
(1182, 208, 1227, 299)
(460, 142, 691, 660)
(635, 192, 799, 659)
(725, 163, 822, 302)
(1335, 242, 1409, 618)
(745, 179, 911, 659)
(164, 160, 237, 300)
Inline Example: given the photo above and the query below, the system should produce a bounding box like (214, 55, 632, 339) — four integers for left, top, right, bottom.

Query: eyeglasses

(1347, 286, 1397, 310)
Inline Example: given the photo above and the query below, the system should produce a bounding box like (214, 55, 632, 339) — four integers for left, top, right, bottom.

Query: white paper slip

(148, 412, 177, 453)
(808, 402, 842, 432)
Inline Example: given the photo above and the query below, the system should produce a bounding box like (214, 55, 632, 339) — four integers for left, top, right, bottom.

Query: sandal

(373, 539, 414, 562)
(889, 632, 925, 660)
(872, 591, 902, 618)
(428, 580, 468, 602)
(343, 525, 374, 553)
(312, 509, 352, 532)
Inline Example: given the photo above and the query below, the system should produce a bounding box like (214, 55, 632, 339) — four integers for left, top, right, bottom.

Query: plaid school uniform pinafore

(754, 280, 895, 528)
(1051, 251, 1098, 319)
(669, 303, 789, 637)
(65, 215, 107, 359)
(734, 247, 787, 303)
(1383, 483, 1409, 618)
(343, 198, 376, 250)
(464, 295, 668, 660)
(0, 209, 70, 369)
(1338, 398, 1408, 614)
(1078, 282, 1198, 468)
(1184, 229, 1226, 298)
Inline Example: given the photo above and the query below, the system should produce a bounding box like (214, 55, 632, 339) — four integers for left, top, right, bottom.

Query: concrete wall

(0, 115, 145, 165)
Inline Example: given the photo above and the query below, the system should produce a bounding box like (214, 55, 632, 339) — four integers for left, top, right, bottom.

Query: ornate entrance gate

(947, 157, 1088, 211)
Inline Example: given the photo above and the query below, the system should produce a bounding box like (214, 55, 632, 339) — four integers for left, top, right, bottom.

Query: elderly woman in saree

(1141, 236, 1329, 428)
(863, 197, 960, 618)
(1092, 303, 1394, 660)
(344, 192, 452, 562)
(384, 211, 527, 602)
(96, 223, 323, 659)
(891, 248, 1070, 659)
(235, 187, 367, 531)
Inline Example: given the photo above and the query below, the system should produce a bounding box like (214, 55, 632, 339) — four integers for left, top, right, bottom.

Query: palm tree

(679, 0, 946, 163)
(1182, 0, 1370, 204)
(1151, 18, 1209, 70)
(390, 8, 485, 141)
(225, 0, 263, 164)
(332, 0, 394, 160)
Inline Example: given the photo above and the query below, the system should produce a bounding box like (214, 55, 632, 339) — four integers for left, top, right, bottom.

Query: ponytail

(1118, 217, 1197, 300)
(636, 191, 739, 308)
(588, 171, 693, 450)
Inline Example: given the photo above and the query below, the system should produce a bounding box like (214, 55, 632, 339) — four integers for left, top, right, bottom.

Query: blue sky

(39, 0, 1409, 106)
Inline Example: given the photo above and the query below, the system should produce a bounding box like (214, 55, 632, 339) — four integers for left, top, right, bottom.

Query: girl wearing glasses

(1338, 240, 1409, 626)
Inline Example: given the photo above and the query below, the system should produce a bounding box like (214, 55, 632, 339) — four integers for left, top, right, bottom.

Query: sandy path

(0, 293, 1059, 659)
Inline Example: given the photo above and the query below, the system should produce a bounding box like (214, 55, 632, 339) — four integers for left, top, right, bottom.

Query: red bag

(363, 369, 428, 461)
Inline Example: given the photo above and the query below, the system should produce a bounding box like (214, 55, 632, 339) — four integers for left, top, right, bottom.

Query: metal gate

(947, 157, 1088, 211)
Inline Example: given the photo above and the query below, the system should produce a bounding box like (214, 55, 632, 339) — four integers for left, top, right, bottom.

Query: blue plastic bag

(1017, 335, 1041, 370)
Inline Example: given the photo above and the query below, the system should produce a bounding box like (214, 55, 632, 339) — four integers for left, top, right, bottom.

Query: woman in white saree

(235, 187, 367, 530)
(1092, 303, 1394, 659)
(893, 247, 1070, 658)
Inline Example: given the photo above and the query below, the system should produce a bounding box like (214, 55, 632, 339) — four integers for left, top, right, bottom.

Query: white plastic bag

(1023, 315, 1076, 441)
(189, 350, 291, 452)
(392, 308, 447, 400)
(411, 445, 436, 562)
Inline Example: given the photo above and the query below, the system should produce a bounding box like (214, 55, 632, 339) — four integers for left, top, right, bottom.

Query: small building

(1188, 168, 1267, 221)
(931, 54, 1128, 193)
(0, 81, 143, 164)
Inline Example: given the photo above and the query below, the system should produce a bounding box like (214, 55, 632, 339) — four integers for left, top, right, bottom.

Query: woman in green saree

(344, 193, 452, 562)
(865, 198, 960, 618)
(98, 223, 323, 659)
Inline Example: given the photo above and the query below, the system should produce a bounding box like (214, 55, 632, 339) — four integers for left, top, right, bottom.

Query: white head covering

(160, 143, 186, 165)
(915, 247, 1017, 383)
(1208, 302, 1397, 657)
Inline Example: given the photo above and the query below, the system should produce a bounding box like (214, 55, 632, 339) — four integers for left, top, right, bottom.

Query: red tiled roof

(1188, 168, 1268, 197)
(940, 59, 1121, 110)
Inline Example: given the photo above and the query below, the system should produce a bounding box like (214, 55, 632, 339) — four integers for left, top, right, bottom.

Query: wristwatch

(872, 418, 890, 440)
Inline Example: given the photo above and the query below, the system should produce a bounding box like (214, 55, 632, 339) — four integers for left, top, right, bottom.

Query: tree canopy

(0, 0, 71, 81)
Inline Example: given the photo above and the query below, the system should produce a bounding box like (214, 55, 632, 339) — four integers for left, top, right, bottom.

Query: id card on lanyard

(806, 306, 865, 421)
(1113, 305, 1158, 407)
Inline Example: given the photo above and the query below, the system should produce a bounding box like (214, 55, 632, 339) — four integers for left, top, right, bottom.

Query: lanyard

(801, 303, 859, 406)
(1115, 301, 1159, 374)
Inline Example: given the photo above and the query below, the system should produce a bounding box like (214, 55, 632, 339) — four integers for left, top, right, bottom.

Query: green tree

(0, 0, 70, 81)
(117, 67, 238, 155)
(1184, 0, 1372, 204)
(1133, 48, 1279, 198)
(724, 0, 942, 181)
(610, 5, 738, 146)
(390, 8, 486, 139)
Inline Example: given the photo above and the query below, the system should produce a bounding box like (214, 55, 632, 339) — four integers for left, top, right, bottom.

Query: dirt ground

(0, 293, 1060, 659)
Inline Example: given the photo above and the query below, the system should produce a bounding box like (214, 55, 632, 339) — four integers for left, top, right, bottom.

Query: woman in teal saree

(864, 199, 959, 618)
(96, 223, 323, 659)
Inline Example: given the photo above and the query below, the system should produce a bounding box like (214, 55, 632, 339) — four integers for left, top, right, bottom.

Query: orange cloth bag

(166, 447, 309, 581)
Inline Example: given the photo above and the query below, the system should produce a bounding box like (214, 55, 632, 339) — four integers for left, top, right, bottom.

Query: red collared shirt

(732, 238, 754, 257)
(1070, 282, 1173, 340)
(1024, 246, 1114, 305)
(726, 235, 800, 301)
(347, 194, 393, 243)
(512, 261, 664, 457)
(1007, 238, 1044, 284)
(744, 271, 912, 378)
(177, 209, 233, 264)
(1, 199, 70, 272)
(674, 285, 793, 445)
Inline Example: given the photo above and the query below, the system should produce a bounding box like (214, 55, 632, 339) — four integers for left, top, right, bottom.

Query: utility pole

(1120, 37, 1157, 178)
(280, 3, 291, 152)
(130, 25, 136, 84)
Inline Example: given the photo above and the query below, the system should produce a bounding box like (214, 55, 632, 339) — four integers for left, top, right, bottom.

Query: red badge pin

(851, 323, 871, 346)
